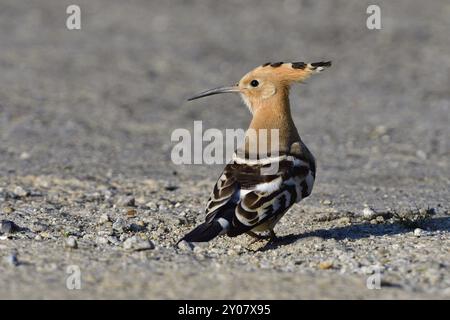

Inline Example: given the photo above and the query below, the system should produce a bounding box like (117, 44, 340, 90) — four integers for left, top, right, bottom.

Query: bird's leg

(247, 231, 270, 240)
(246, 231, 269, 246)
(268, 229, 278, 243)
(247, 230, 279, 246)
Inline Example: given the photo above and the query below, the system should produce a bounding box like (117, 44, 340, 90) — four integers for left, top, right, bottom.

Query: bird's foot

(247, 230, 278, 247)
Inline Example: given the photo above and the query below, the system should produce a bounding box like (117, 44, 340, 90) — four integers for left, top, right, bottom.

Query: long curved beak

(187, 85, 240, 101)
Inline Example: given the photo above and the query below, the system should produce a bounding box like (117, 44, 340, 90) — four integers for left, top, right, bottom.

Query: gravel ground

(0, 0, 449, 299)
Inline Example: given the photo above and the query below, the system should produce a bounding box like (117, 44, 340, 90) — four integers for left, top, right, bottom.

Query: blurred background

(0, 0, 448, 184)
(0, 0, 449, 299)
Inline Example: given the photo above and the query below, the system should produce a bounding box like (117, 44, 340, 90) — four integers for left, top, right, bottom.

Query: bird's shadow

(259, 216, 450, 251)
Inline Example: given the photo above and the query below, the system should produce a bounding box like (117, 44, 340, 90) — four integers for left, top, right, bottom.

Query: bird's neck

(244, 91, 300, 155)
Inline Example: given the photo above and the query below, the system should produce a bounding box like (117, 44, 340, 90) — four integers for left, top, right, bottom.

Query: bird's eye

(250, 80, 259, 87)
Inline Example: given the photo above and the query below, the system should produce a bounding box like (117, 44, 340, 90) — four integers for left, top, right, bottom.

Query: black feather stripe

(311, 61, 332, 68)
(292, 62, 306, 69)
(179, 221, 224, 243)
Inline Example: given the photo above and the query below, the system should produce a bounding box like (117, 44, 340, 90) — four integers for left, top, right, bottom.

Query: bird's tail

(178, 221, 224, 243)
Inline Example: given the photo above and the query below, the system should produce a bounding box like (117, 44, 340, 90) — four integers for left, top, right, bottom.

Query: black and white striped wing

(204, 154, 315, 237)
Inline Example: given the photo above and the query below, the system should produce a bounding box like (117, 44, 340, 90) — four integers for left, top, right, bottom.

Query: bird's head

(188, 61, 331, 113)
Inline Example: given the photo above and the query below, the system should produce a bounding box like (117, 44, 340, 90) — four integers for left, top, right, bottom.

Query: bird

(179, 61, 331, 244)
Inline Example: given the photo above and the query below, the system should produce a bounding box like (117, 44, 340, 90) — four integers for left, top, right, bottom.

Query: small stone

(338, 217, 351, 224)
(164, 185, 178, 191)
(65, 237, 78, 249)
(19, 152, 30, 160)
(39, 232, 51, 239)
(96, 236, 109, 245)
(360, 266, 374, 275)
(370, 125, 388, 139)
(107, 236, 120, 245)
(0, 220, 20, 234)
(193, 246, 203, 255)
(318, 261, 333, 270)
(13, 186, 28, 197)
(112, 218, 126, 232)
(174, 202, 181, 208)
(362, 206, 377, 220)
(177, 240, 194, 251)
(97, 229, 113, 237)
(145, 202, 158, 210)
(98, 213, 111, 224)
(322, 199, 332, 205)
(123, 236, 155, 251)
(129, 223, 145, 232)
(126, 209, 137, 217)
(2, 206, 14, 214)
(116, 196, 135, 207)
(414, 228, 423, 237)
(6, 253, 19, 267)
(416, 150, 427, 160)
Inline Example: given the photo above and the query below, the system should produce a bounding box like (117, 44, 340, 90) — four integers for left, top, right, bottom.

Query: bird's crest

(247, 61, 332, 84)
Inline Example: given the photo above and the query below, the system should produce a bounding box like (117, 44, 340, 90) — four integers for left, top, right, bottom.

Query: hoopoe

(180, 61, 331, 243)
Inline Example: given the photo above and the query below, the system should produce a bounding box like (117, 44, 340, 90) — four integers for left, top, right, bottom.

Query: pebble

(96, 236, 109, 245)
(414, 228, 424, 237)
(97, 229, 113, 237)
(416, 150, 427, 160)
(129, 223, 146, 232)
(338, 217, 351, 224)
(31, 222, 48, 233)
(362, 206, 377, 220)
(13, 186, 28, 197)
(318, 261, 333, 270)
(2, 206, 14, 214)
(98, 213, 111, 225)
(0, 220, 20, 234)
(126, 209, 137, 217)
(116, 196, 135, 207)
(107, 236, 120, 245)
(123, 236, 155, 251)
(145, 202, 158, 210)
(65, 237, 78, 249)
(112, 218, 127, 232)
(6, 253, 19, 267)
(322, 199, 332, 205)
(193, 246, 203, 254)
(177, 240, 194, 251)
(19, 152, 30, 160)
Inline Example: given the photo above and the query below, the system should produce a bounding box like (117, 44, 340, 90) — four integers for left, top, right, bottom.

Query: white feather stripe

(206, 199, 229, 214)
(217, 218, 230, 233)
(232, 153, 309, 167)
(254, 176, 283, 193)
(237, 189, 294, 226)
